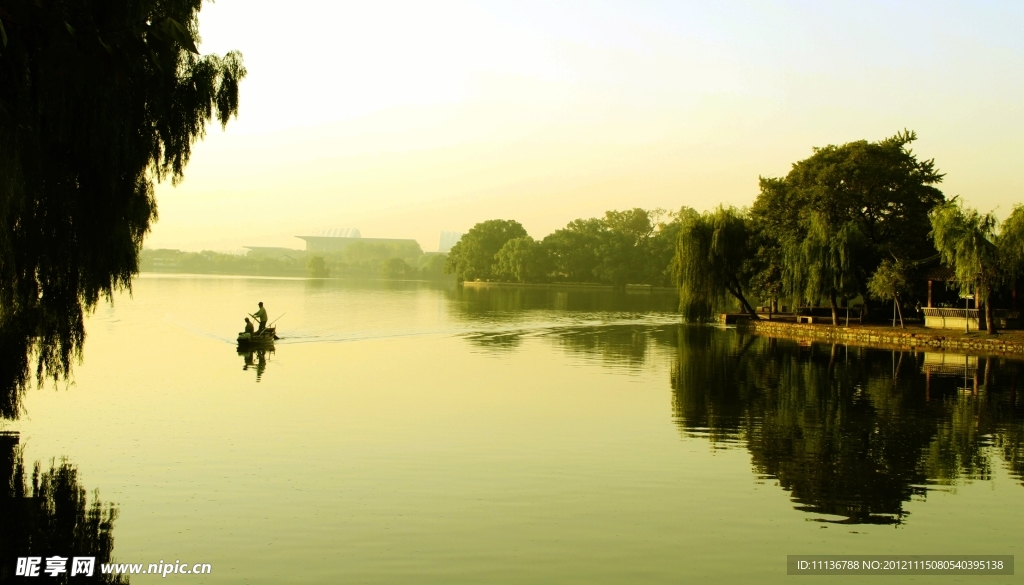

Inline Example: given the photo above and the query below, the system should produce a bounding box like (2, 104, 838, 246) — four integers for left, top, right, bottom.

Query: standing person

(253, 302, 268, 333)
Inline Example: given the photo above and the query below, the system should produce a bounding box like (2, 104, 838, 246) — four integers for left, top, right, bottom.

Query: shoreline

(138, 270, 453, 283)
(739, 319, 1024, 358)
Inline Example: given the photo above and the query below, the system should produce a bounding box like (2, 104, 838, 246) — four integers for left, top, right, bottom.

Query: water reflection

(239, 349, 272, 381)
(464, 332, 525, 352)
(668, 328, 1024, 524)
(449, 284, 679, 358)
(446, 284, 678, 323)
(437, 282, 1024, 523)
(463, 318, 1024, 523)
(546, 325, 677, 371)
(0, 432, 125, 583)
(0, 329, 31, 420)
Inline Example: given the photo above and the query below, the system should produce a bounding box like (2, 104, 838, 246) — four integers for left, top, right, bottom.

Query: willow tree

(675, 206, 759, 322)
(929, 201, 999, 333)
(0, 2, 245, 402)
(785, 213, 865, 325)
(999, 205, 1024, 284)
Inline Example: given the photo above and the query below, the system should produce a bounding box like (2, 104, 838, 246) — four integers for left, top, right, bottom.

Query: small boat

(237, 326, 278, 346)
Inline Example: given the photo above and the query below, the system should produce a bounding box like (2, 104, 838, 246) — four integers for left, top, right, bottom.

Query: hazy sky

(146, 0, 1024, 252)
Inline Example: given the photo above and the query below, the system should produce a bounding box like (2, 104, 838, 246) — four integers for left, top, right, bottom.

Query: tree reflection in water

(450, 294, 1024, 525)
(0, 433, 126, 583)
(548, 325, 675, 371)
(0, 334, 30, 420)
(668, 327, 1024, 524)
(448, 284, 678, 359)
(446, 284, 678, 324)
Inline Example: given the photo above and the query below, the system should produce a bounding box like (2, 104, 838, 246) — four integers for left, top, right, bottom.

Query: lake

(4, 275, 1023, 583)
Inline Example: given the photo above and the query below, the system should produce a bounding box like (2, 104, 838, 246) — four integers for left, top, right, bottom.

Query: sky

(145, 0, 1024, 253)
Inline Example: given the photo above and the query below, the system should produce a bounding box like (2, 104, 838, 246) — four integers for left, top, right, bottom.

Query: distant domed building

(307, 228, 361, 239)
(296, 227, 418, 253)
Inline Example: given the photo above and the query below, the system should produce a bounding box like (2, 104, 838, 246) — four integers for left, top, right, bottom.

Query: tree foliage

(785, 214, 866, 324)
(306, 256, 329, 278)
(0, 1, 245, 400)
(495, 236, 544, 283)
(867, 259, 910, 328)
(381, 257, 414, 279)
(446, 210, 680, 286)
(751, 130, 945, 320)
(998, 205, 1024, 282)
(444, 219, 528, 281)
(593, 208, 661, 285)
(540, 209, 678, 285)
(674, 206, 759, 321)
(418, 253, 448, 280)
(542, 218, 605, 283)
(929, 201, 1000, 333)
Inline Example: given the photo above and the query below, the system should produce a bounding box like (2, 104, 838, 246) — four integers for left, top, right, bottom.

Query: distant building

(295, 228, 420, 253)
(438, 231, 463, 253)
(243, 246, 306, 261)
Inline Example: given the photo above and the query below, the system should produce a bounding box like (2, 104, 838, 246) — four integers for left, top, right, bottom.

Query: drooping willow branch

(0, 0, 246, 410)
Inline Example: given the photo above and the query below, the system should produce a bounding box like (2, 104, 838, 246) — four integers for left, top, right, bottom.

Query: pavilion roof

(926, 265, 956, 282)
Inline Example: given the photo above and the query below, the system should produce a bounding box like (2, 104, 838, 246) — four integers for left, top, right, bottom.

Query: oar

(268, 312, 286, 327)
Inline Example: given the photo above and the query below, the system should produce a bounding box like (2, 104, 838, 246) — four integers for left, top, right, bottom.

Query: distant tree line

(140, 242, 451, 281)
(444, 208, 682, 286)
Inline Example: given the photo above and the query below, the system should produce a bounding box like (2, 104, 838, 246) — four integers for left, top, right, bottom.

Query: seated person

(244, 317, 254, 336)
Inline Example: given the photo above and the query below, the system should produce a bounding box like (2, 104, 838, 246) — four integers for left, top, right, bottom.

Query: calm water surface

(4, 275, 1024, 583)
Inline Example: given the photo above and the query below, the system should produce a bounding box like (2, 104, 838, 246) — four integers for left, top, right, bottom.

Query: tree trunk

(829, 293, 839, 326)
(985, 299, 997, 334)
(895, 295, 905, 328)
(735, 292, 761, 319)
(729, 276, 760, 319)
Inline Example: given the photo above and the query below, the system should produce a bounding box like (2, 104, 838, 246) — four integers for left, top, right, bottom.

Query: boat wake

(162, 311, 682, 347)
(276, 312, 682, 346)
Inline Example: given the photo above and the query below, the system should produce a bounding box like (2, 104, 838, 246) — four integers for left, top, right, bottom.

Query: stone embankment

(738, 319, 1024, 357)
(461, 281, 676, 291)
